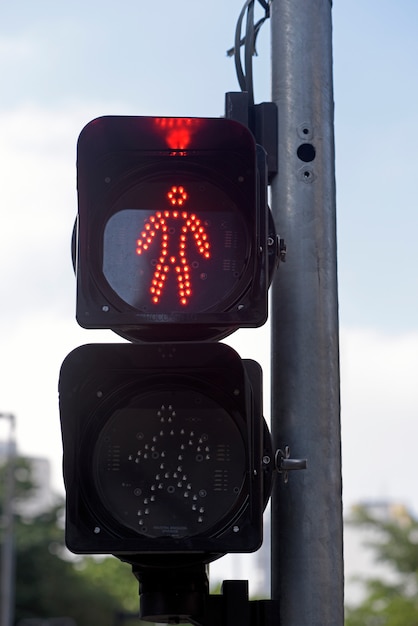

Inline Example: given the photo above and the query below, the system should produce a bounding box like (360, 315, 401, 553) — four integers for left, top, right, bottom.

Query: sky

(0, 0, 417, 554)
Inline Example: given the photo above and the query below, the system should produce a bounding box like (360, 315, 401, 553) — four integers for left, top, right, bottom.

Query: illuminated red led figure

(136, 186, 211, 306)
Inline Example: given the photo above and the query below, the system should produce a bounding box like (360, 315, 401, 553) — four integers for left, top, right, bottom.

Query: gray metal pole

(0, 413, 16, 626)
(269, 1, 344, 624)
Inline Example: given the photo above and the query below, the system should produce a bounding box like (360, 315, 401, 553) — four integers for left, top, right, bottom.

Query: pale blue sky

(334, 1, 418, 332)
(0, 1, 417, 522)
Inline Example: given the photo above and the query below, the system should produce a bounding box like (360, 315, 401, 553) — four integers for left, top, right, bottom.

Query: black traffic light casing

(75, 116, 269, 342)
(59, 342, 273, 560)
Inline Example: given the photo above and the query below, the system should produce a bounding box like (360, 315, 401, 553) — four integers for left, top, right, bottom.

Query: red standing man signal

(136, 186, 211, 306)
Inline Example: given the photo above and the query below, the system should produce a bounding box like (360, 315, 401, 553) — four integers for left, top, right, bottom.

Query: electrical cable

(227, 0, 272, 105)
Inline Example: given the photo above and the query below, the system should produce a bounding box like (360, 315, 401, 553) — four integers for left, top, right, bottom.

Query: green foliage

(1, 457, 139, 626)
(345, 505, 418, 626)
(75, 555, 139, 613)
(13, 503, 138, 626)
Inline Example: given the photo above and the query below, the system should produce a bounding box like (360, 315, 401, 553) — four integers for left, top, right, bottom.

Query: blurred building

(0, 442, 54, 516)
(16, 455, 54, 517)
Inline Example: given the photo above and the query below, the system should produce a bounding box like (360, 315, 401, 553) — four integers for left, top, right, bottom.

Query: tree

(1, 458, 139, 626)
(345, 504, 418, 626)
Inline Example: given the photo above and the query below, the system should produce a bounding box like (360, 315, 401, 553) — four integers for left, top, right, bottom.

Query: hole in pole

(297, 143, 316, 163)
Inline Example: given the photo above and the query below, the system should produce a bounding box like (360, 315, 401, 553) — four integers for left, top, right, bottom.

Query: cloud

(0, 36, 39, 62)
(0, 104, 129, 321)
(340, 327, 418, 514)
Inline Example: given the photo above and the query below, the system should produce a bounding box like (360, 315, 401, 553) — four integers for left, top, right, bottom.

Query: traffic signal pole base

(130, 561, 275, 626)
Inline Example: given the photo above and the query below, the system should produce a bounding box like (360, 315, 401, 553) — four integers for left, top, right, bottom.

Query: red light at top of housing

(154, 117, 202, 151)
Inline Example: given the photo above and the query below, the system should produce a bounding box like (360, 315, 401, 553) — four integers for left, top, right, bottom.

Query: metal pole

(0, 413, 16, 626)
(269, 1, 344, 624)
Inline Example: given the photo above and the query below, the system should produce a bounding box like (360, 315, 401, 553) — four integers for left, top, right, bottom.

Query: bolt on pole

(269, 1, 344, 624)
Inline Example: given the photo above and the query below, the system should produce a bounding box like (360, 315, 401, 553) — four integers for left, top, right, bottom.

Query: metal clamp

(275, 446, 307, 483)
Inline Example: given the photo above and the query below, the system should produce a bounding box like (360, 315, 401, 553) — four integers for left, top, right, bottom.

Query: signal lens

(92, 387, 246, 539)
(102, 177, 249, 314)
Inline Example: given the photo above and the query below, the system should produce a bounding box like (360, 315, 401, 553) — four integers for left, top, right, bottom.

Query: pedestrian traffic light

(74, 115, 271, 341)
(60, 112, 277, 575)
(59, 342, 273, 564)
